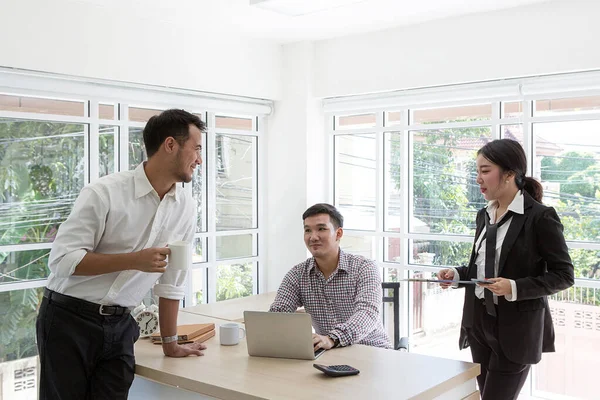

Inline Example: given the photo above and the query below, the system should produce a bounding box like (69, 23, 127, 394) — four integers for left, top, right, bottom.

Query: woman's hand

(438, 269, 454, 289)
(481, 277, 512, 296)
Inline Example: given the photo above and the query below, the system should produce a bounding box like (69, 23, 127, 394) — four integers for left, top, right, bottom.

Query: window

(0, 70, 269, 399)
(328, 72, 600, 399)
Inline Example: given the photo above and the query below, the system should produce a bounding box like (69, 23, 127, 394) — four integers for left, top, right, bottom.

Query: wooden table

(132, 302, 480, 400)
(181, 292, 277, 322)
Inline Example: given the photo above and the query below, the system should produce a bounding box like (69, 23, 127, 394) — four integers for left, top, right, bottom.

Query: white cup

(220, 323, 246, 346)
(168, 241, 190, 270)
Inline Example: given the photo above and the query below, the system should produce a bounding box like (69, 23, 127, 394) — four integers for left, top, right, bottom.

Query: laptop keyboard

(314, 348, 326, 358)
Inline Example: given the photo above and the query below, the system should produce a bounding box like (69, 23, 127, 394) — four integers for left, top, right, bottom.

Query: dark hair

(143, 109, 206, 158)
(302, 203, 344, 228)
(477, 139, 543, 202)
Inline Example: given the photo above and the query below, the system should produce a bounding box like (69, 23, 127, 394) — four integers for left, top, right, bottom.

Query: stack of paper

(150, 323, 215, 345)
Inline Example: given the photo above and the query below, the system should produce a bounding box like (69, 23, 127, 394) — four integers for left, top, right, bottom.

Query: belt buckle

(99, 305, 112, 316)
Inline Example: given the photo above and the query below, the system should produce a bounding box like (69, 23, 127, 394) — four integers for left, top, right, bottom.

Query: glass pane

(0, 119, 85, 245)
(0, 249, 51, 284)
(216, 234, 255, 260)
(535, 95, 600, 117)
(411, 104, 492, 124)
(501, 124, 523, 145)
(534, 285, 600, 399)
(409, 239, 473, 266)
(385, 111, 402, 127)
(216, 135, 256, 231)
(191, 237, 206, 264)
(0, 94, 85, 117)
(99, 125, 117, 177)
(128, 127, 146, 170)
(335, 113, 377, 130)
(215, 116, 253, 131)
(567, 248, 600, 280)
(405, 269, 470, 361)
(502, 101, 524, 119)
(99, 104, 115, 120)
(192, 169, 204, 233)
(412, 127, 491, 235)
(334, 134, 376, 230)
(340, 235, 376, 259)
(216, 262, 255, 301)
(190, 268, 205, 306)
(0, 287, 43, 398)
(385, 132, 402, 231)
(128, 106, 162, 123)
(534, 120, 600, 241)
(192, 131, 206, 233)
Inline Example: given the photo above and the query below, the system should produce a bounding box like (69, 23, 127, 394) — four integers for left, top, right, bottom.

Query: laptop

(244, 311, 326, 360)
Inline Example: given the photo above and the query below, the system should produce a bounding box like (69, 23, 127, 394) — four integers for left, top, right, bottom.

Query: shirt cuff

(450, 267, 460, 288)
(329, 329, 347, 347)
(505, 279, 518, 301)
(153, 283, 185, 300)
(53, 249, 88, 278)
(153, 268, 187, 300)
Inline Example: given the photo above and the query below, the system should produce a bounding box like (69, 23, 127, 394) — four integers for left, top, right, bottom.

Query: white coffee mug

(220, 323, 246, 346)
(168, 241, 190, 270)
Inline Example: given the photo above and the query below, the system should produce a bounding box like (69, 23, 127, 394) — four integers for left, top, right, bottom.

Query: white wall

(314, 0, 600, 98)
(265, 42, 327, 291)
(0, 0, 282, 100)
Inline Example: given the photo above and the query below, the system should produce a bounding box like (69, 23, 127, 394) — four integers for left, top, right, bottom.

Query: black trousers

(36, 293, 140, 400)
(468, 298, 531, 400)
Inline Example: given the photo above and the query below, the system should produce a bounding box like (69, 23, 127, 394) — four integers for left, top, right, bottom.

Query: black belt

(43, 288, 130, 316)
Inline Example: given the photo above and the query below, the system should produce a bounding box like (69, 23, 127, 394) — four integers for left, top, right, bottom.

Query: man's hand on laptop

(312, 334, 335, 351)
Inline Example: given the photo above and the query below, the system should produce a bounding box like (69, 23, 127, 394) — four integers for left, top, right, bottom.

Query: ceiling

(73, 0, 556, 43)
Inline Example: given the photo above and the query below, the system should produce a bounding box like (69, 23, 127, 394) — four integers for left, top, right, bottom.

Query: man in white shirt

(36, 109, 205, 400)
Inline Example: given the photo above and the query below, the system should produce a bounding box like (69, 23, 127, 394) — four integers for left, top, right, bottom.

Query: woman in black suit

(439, 139, 574, 400)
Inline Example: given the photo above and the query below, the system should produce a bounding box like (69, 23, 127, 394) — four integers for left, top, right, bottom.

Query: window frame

(0, 69, 270, 306)
(327, 72, 600, 399)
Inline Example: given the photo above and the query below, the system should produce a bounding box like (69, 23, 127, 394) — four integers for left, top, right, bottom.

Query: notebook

(150, 323, 215, 341)
(152, 329, 215, 345)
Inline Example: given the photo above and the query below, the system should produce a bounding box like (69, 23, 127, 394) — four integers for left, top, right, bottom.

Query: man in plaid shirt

(269, 203, 392, 350)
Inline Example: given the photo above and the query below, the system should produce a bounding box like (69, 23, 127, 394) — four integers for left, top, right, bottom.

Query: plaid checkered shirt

(269, 250, 392, 349)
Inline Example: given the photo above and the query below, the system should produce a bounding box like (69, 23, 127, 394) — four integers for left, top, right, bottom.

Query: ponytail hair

(516, 175, 544, 203)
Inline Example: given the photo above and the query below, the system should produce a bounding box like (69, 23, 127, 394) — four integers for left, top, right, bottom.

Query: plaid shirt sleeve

(269, 265, 303, 313)
(329, 259, 382, 347)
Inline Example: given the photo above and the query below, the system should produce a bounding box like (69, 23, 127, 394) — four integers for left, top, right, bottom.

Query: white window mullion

(399, 109, 411, 339)
(257, 115, 267, 294)
(327, 115, 335, 203)
(375, 111, 384, 245)
(523, 100, 533, 179)
(207, 112, 218, 303)
(89, 99, 100, 182)
(492, 101, 500, 140)
(119, 104, 130, 172)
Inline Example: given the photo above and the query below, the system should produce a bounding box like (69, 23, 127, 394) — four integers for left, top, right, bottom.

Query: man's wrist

(161, 335, 178, 344)
(328, 334, 340, 348)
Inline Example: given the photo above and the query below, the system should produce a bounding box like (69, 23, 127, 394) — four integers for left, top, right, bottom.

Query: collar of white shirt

(485, 190, 524, 224)
(133, 162, 180, 202)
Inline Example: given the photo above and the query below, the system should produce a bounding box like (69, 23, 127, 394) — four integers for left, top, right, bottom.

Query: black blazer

(456, 191, 574, 365)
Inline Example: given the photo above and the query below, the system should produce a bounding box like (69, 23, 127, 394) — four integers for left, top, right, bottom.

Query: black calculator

(313, 364, 360, 377)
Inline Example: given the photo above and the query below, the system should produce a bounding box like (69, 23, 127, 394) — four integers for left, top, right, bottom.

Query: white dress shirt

(453, 190, 524, 302)
(47, 162, 196, 308)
